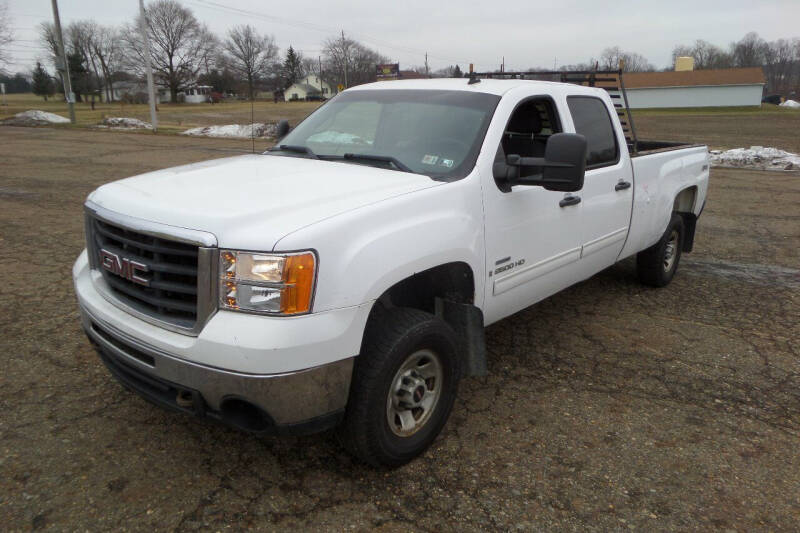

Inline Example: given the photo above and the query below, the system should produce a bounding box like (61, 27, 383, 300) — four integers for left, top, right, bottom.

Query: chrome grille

(84, 202, 218, 335)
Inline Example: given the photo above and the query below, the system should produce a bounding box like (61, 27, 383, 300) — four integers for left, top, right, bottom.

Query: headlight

(219, 250, 316, 315)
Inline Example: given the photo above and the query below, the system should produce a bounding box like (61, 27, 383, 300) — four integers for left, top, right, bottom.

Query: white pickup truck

(73, 76, 708, 467)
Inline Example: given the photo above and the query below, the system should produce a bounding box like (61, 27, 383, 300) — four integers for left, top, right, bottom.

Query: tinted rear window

(567, 96, 618, 168)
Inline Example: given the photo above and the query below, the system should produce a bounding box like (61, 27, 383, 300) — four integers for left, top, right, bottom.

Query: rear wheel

(637, 213, 684, 287)
(338, 307, 461, 467)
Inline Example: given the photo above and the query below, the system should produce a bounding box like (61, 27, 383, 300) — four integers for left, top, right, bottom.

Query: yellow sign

(337, 84, 344, 92)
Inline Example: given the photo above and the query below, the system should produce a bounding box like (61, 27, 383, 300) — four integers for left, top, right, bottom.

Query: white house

(623, 68, 765, 109)
(285, 74, 335, 101)
(184, 85, 213, 104)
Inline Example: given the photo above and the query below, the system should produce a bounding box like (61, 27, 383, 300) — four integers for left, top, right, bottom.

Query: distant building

(184, 85, 213, 104)
(623, 67, 765, 109)
(111, 82, 216, 104)
(285, 75, 334, 101)
(674, 56, 695, 72)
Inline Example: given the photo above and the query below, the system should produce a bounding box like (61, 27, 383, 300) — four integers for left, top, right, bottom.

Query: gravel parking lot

(1, 126, 798, 531)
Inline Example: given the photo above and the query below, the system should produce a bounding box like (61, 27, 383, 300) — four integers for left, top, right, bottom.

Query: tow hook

(176, 390, 194, 408)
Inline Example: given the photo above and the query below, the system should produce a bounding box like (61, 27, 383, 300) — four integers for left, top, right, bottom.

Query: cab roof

(346, 77, 605, 97)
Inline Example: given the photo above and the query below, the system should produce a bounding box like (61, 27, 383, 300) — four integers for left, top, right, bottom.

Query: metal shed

(623, 68, 765, 109)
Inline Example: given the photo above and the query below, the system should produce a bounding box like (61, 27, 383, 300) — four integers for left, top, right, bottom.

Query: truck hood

(88, 154, 442, 250)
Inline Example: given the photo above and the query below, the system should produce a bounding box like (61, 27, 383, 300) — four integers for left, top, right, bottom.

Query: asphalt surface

(1, 126, 798, 531)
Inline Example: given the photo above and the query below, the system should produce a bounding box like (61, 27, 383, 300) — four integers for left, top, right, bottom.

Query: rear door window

(567, 96, 618, 168)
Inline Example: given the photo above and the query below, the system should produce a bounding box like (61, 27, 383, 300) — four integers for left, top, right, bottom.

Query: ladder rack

(468, 69, 639, 153)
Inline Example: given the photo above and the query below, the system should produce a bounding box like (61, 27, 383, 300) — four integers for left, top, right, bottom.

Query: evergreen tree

(32, 62, 54, 101)
(282, 46, 304, 89)
(67, 51, 89, 102)
(453, 65, 463, 78)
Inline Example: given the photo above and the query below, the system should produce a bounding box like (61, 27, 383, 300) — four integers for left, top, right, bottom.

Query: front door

(481, 96, 585, 325)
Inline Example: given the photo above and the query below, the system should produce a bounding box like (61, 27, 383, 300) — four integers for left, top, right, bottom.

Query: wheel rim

(663, 230, 679, 272)
(386, 349, 443, 437)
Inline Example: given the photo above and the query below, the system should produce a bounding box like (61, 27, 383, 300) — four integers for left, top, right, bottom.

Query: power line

(7, 43, 49, 50)
(183, 0, 473, 66)
(7, 12, 52, 19)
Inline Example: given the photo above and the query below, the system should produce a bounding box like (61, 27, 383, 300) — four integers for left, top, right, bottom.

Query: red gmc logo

(99, 249, 150, 286)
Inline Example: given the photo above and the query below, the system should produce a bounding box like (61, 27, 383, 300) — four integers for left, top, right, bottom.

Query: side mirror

(275, 119, 290, 140)
(493, 133, 587, 192)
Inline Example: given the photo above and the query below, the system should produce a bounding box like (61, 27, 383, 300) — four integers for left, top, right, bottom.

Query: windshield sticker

(421, 154, 439, 165)
(441, 159, 454, 168)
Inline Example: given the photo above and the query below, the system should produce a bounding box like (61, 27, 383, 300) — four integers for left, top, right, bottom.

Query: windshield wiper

(269, 144, 318, 159)
(341, 153, 412, 173)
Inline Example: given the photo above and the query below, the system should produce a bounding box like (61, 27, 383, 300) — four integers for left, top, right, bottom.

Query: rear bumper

(81, 307, 353, 434)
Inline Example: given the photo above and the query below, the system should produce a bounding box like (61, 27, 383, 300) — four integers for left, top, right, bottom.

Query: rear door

(566, 95, 634, 275)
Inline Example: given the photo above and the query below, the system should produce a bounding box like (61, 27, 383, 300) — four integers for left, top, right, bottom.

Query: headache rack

(468, 68, 639, 154)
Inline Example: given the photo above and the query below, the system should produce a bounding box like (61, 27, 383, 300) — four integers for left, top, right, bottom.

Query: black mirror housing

(275, 119, 290, 140)
(493, 133, 587, 193)
(540, 133, 587, 192)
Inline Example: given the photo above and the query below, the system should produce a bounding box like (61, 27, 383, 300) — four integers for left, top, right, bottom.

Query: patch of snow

(709, 146, 800, 171)
(2, 110, 70, 126)
(779, 99, 800, 108)
(182, 123, 276, 138)
(98, 117, 152, 130)
(307, 130, 372, 145)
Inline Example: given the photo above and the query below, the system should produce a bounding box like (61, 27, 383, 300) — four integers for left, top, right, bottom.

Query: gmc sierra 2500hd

(74, 73, 708, 467)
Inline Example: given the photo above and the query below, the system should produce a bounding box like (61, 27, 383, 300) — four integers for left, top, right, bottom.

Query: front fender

(273, 177, 486, 313)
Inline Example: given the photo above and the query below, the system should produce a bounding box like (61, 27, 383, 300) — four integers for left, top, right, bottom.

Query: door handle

(615, 180, 632, 191)
(559, 195, 581, 208)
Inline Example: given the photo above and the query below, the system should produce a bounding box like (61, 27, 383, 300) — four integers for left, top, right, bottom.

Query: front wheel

(636, 213, 684, 287)
(337, 307, 461, 467)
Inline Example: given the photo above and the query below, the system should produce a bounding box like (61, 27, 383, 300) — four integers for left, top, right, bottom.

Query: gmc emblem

(99, 248, 150, 286)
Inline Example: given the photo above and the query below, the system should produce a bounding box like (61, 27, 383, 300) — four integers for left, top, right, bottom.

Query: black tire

(337, 307, 461, 468)
(637, 213, 684, 287)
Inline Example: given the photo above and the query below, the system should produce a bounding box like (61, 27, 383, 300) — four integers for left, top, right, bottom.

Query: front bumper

(74, 249, 372, 434)
(81, 307, 353, 434)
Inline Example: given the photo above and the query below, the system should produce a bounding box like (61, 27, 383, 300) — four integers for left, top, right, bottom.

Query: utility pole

(139, 0, 158, 133)
(425, 52, 429, 77)
(341, 30, 348, 88)
(50, 0, 75, 123)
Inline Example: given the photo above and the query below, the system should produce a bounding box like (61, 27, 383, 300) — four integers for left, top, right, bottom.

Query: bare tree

(38, 22, 61, 62)
(599, 46, 655, 72)
(123, 0, 215, 103)
(301, 56, 319, 77)
(0, 0, 13, 71)
(323, 35, 387, 88)
(670, 44, 694, 68)
(67, 21, 105, 100)
(671, 40, 732, 70)
(763, 38, 797, 93)
(91, 25, 123, 102)
(38, 20, 121, 101)
(731, 32, 768, 68)
(432, 65, 460, 78)
(224, 25, 278, 99)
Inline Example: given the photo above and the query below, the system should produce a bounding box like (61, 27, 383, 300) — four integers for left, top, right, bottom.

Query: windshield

(272, 89, 501, 180)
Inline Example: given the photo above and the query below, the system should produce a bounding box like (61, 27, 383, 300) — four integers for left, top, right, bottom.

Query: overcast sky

(4, 0, 799, 74)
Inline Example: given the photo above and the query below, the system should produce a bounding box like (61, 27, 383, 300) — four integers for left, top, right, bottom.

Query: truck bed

(619, 143, 709, 261)
(632, 140, 704, 156)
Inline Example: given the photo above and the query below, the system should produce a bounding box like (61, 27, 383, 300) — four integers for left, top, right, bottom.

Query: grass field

(2, 92, 800, 151)
(0, 92, 321, 134)
(634, 105, 800, 153)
